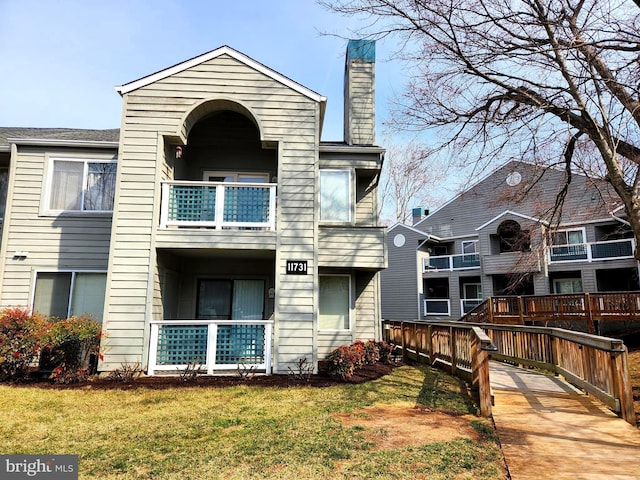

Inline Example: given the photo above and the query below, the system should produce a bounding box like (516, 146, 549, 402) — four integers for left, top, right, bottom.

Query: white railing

(423, 253, 480, 272)
(423, 299, 451, 316)
(148, 320, 273, 375)
(460, 298, 483, 314)
(549, 238, 634, 263)
(159, 181, 277, 230)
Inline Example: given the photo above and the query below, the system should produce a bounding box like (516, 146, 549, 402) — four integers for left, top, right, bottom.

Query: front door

(197, 279, 265, 320)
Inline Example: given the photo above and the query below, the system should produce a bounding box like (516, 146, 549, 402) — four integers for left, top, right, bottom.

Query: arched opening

(497, 220, 530, 253)
(174, 109, 277, 183)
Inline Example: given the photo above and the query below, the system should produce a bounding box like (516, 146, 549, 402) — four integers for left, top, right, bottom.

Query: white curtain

(319, 276, 350, 330)
(71, 273, 107, 321)
(50, 161, 83, 210)
(232, 280, 264, 320)
(320, 170, 350, 222)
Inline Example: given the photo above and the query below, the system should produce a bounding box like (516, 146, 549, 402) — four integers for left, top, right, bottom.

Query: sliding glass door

(197, 279, 264, 320)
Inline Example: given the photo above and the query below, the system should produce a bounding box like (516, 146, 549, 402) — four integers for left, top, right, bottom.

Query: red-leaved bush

(325, 339, 395, 379)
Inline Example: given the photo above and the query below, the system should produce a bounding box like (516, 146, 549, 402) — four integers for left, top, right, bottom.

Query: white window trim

(44, 157, 117, 215)
(319, 168, 354, 225)
(461, 282, 483, 300)
(553, 278, 583, 294)
(202, 171, 270, 182)
(31, 270, 107, 319)
(318, 274, 353, 332)
(461, 240, 478, 254)
(551, 227, 586, 245)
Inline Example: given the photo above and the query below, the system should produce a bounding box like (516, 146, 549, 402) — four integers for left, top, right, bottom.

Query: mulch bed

(6, 362, 399, 390)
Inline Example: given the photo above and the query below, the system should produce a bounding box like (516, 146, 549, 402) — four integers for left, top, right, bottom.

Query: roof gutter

(6, 138, 119, 149)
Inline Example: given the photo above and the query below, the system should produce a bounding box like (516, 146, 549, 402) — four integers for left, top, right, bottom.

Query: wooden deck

(490, 361, 640, 479)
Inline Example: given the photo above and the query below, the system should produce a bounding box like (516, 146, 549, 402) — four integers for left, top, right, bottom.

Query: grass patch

(0, 365, 505, 479)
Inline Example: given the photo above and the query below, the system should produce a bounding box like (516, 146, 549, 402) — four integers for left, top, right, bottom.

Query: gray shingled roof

(0, 127, 120, 148)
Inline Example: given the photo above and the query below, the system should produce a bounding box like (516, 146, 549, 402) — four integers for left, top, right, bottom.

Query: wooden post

(450, 326, 457, 375)
(585, 293, 594, 334)
(401, 322, 407, 362)
(487, 297, 494, 324)
(471, 327, 493, 417)
(611, 345, 636, 425)
(427, 324, 434, 365)
(517, 296, 524, 325)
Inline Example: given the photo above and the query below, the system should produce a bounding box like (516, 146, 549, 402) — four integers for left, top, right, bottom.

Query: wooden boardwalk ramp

(490, 361, 640, 479)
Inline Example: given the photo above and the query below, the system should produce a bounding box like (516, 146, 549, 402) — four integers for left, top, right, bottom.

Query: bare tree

(379, 139, 447, 225)
(321, 0, 640, 259)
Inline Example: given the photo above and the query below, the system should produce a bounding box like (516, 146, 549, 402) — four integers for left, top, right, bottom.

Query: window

(319, 275, 351, 330)
(48, 159, 116, 212)
(551, 228, 584, 246)
(33, 272, 107, 321)
(462, 241, 477, 254)
(197, 279, 265, 320)
(553, 278, 583, 294)
(320, 170, 351, 222)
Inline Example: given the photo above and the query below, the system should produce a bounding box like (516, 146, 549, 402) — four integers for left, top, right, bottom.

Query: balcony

(423, 253, 480, 272)
(549, 239, 634, 263)
(148, 320, 273, 375)
(160, 181, 276, 230)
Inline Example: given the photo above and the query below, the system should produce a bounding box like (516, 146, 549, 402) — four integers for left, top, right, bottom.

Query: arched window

(497, 220, 530, 253)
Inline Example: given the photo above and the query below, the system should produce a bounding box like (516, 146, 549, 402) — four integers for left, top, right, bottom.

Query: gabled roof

(413, 160, 623, 239)
(475, 210, 547, 231)
(387, 222, 440, 241)
(0, 127, 120, 150)
(115, 45, 327, 105)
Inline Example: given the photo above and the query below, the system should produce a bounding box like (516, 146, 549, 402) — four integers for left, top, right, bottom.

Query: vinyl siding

(102, 53, 321, 371)
(318, 227, 386, 269)
(0, 147, 114, 308)
(381, 226, 427, 320)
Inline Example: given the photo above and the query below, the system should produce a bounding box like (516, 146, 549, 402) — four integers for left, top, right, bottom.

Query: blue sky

(0, 0, 405, 142)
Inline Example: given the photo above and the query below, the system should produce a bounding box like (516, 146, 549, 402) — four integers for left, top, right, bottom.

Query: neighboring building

(0, 41, 386, 374)
(382, 160, 638, 322)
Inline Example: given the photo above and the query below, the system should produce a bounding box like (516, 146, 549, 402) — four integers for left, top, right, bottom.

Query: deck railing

(148, 320, 273, 375)
(383, 319, 635, 425)
(383, 320, 497, 417)
(423, 253, 480, 272)
(460, 292, 640, 332)
(549, 238, 634, 263)
(159, 181, 276, 230)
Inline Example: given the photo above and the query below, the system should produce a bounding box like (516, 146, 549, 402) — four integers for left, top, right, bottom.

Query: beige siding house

(0, 41, 386, 374)
(382, 160, 639, 322)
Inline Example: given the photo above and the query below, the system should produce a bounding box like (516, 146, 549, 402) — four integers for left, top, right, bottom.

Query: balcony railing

(424, 299, 451, 316)
(148, 320, 273, 375)
(159, 181, 276, 230)
(461, 298, 483, 314)
(423, 253, 480, 272)
(549, 238, 634, 263)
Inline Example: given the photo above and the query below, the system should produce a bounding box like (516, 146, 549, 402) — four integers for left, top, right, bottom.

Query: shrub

(42, 315, 103, 384)
(0, 308, 47, 381)
(326, 339, 396, 379)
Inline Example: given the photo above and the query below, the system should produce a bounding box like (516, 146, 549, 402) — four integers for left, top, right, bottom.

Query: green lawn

(0, 366, 505, 479)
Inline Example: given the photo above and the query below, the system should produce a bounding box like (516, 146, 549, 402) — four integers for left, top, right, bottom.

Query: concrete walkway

(489, 362, 640, 480)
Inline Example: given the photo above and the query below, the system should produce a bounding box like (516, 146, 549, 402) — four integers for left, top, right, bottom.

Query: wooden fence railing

(460, 292, 640, 333)
(383, 320, 497, 416)
(383, 320, 636, 425)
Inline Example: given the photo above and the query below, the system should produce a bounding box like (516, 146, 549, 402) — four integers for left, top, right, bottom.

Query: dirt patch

(7, 362, 397, 390)
(332, 402, 482, 449)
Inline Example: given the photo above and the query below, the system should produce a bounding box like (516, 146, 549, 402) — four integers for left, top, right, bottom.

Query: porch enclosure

(150, 250, 276, 374)
(383, 319, 635, 425)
